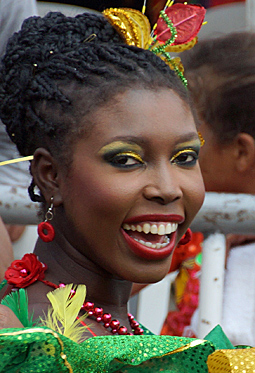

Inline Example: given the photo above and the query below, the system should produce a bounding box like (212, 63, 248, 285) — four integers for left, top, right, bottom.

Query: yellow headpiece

(103, 2, 206, 87)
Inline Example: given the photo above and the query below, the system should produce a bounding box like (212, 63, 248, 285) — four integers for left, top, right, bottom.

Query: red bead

(111, 329, 118, 334)
(118, 326, 128, 335)
(38, 221, 55, 242)
(88, 311, 93, 316)
(127, 332, 134, 335)
(102, 313, 111, 324)
(130, 320, 139, 329)
(94, 307, 103, 317)
(96, 317, 102, 322)
(128, 313, 134, 320)
(109, 319, 120, 330)
(84, 302, 94, 311)
(104, 323, 110, 328)
(134, 327, 144, 335)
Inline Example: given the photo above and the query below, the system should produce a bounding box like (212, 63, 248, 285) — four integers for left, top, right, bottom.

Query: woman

(0, 9, 250, 373)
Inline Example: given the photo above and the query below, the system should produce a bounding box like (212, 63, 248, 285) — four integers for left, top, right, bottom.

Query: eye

(171, 149, 199, 167)
(109, 151, 144, 168)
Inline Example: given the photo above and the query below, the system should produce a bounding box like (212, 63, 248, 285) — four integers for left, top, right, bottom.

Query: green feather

(1, 288, 34, 327)
(0, 279, 7, 292)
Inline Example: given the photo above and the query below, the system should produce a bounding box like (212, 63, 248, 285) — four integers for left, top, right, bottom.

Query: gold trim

(0, 327, 73, 373)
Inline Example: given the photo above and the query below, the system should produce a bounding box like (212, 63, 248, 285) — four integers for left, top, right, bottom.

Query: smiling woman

(0, 5, 245, 373)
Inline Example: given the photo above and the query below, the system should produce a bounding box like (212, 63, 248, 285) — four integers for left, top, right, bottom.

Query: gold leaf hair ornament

(103, 1, 206, 87)
(40, 284, 88, 344)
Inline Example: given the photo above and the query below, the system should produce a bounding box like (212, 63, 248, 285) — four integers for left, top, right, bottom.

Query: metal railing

(1, 187, 255, 336)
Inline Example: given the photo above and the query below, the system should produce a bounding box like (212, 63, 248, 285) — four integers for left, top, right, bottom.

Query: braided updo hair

(0, 11, 188, 202)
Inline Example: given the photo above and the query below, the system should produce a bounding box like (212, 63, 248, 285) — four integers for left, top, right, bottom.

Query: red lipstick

(121, 229, 177, 260)
(121, 214, 183, 260)
(123, 214, 184, 224)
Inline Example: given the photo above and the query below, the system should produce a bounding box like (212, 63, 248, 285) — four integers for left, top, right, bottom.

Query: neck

(34, 229, 132, 319)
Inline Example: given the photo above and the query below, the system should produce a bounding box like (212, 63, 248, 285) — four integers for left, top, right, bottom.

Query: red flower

(5, 253, 47, 288)
(155, 4, 206, 45)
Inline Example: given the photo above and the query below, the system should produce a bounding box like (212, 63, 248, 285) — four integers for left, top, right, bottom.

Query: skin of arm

(0, 217, 14, 281)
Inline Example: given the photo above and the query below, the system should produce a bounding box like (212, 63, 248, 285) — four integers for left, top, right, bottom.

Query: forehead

(78, 88, 197, 148)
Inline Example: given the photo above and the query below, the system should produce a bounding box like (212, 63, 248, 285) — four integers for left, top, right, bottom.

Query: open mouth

(122, 222, 177, 249)
(121, 221, 180, 260)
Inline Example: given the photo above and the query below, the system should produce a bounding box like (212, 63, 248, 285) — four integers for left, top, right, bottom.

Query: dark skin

(0, 89, 204, 337)
(29, 234, 133, 336)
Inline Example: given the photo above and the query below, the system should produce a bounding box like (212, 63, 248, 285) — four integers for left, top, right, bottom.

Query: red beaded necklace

(58, 283, 144, 336)
(6, 279, 144, 337)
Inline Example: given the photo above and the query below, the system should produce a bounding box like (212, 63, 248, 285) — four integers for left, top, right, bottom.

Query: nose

(143, 162, 183, 205)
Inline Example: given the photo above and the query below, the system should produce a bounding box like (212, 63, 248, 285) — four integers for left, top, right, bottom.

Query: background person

(161, 32, 255, 346)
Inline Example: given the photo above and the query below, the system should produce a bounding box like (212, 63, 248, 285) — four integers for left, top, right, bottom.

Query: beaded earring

(38, 197, 55, 242)
(178, 228, 192, 246)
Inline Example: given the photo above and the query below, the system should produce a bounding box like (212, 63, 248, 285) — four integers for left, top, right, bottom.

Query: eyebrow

(173, 132, 200, 146)
(105, 132, 200, 146)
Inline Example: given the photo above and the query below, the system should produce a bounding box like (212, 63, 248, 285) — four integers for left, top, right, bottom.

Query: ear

(30, 148, 63, 206)
(234, 133, 255, 173)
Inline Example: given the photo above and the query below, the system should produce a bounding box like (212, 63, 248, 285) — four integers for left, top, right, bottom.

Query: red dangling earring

(38, 197, 55, 242)
(178, 228, 192, 246)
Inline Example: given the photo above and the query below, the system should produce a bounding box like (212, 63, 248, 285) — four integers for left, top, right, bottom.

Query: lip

(121, 229, 178, 260)
(123, 214, 184, 224)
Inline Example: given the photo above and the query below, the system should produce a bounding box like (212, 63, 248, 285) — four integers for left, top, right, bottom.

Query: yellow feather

(40, 284, 88, 343)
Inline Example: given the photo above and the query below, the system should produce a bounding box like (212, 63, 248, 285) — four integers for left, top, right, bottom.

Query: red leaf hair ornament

(155, 4, 206, 45)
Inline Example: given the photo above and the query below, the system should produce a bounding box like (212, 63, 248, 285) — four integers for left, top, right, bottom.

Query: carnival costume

(0, 258, 254, 373)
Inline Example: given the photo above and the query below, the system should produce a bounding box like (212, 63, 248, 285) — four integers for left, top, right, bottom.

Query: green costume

(0, 324, 253, 372)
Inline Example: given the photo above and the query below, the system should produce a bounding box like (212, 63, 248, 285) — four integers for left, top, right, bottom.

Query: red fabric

(169, 232, 203, 272)
(210, 0, 244, 6)
(155, 4, 206, 44)
(162, 232, 203, 337)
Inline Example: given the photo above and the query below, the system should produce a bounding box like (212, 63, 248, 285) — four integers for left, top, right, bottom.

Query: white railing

(1, 187, 255, 336)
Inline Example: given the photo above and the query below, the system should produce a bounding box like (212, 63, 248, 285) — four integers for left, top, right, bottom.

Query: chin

(123, 261, 172, 284)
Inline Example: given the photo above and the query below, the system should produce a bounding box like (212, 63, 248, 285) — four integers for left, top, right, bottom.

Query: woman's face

(59, 88, 205, 283)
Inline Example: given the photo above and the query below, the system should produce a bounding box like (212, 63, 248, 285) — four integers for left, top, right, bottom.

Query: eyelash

(107, 151, 144, 168)
(170, 149, 199, 167)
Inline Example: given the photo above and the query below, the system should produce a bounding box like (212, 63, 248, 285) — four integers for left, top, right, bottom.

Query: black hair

(0, 11, 189, 202)
(182, 32, 255, 143)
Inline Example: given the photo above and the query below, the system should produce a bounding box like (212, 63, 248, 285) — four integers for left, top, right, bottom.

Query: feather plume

(40, 284, 88, 343)
(1, 288, 34, 327)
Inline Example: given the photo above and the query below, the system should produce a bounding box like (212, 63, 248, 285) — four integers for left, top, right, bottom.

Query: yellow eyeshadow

(98, 141, 142, 155)
(170, 148, 194, 162)
(115, 151, 143, 163)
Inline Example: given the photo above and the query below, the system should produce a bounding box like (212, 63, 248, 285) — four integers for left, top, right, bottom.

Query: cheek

(184, 168, 205, 220)
(65, 169, 142, 222)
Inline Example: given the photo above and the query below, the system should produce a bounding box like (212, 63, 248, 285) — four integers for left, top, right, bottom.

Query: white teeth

(158, 224, 165, 236)
(165, 223, 172, 234)
(134, 236, 170, 249)
(150, 224, 158, 234)
(142, 223, 150, 234)
(123, 222, 178, 235)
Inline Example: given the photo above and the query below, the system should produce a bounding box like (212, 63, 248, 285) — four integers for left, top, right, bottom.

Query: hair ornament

(198, 131, 205, 147)
(0, 155, 33, 167)
(103, 1, 206, 87)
